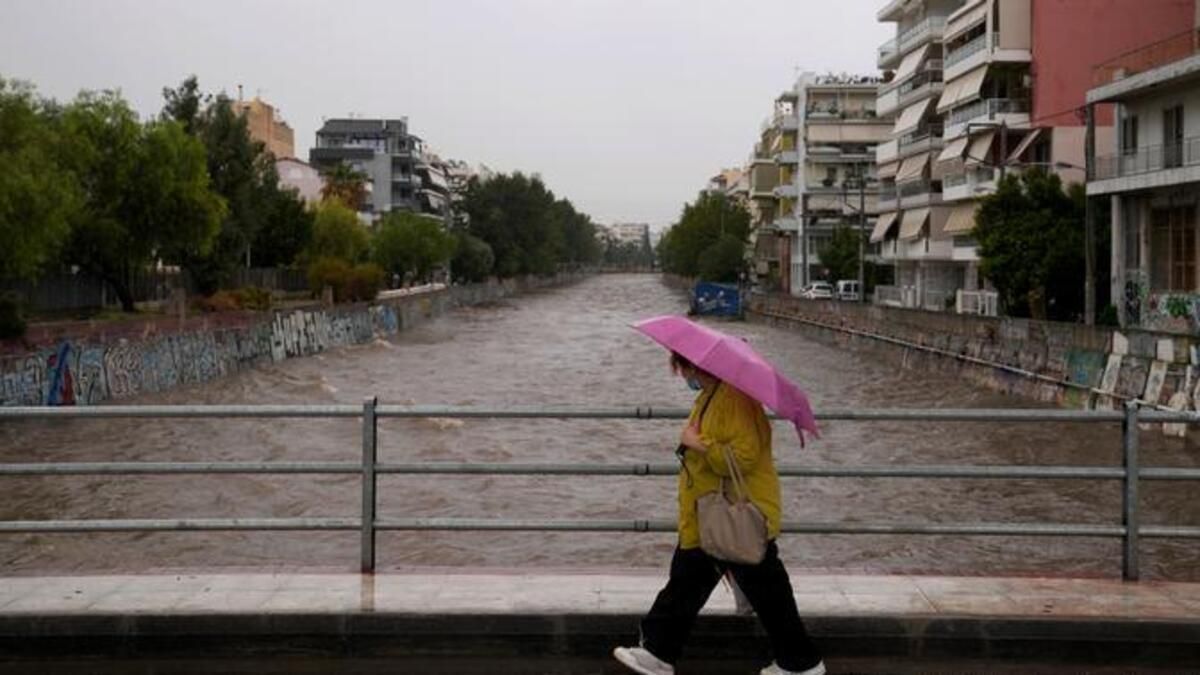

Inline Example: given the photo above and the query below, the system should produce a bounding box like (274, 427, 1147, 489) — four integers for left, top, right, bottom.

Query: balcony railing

(897, 16, 948, 54)
(1094, 137, 1200, 180)
(898, 180, 940, 198)
(1093, 28, 1200, 87)
(878, 37, 899, 65)
(945, 32, 994, 68)
(899, 125, 945, 153)
(948, 98, 1030, 126)
(957, 290, 999, 317)
(898, 69, 944, 97)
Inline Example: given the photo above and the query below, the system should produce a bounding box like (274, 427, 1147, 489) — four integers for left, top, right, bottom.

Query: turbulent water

(2, 274, 1198, 579)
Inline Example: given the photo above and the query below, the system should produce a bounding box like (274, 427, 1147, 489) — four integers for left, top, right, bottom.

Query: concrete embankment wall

(0, 273, 584, 407)
(750, 294, 1200, 418)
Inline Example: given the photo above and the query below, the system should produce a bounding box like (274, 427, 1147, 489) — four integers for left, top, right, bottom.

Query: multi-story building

(871, 0, 1183, 316)
(779, 73, 891, 294)
(748, 127, 784, 289)
(232, 95, 295, 159)
(1089, 15, 1200, 334)
(309, 118, 449, 222)
(275, 157, 324, 204)
(611, 223, 651, 246)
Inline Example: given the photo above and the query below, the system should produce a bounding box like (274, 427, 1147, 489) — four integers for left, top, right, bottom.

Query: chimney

(237, 84, 243, 101)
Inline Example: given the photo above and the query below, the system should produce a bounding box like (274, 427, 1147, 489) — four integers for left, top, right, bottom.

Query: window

(1150, 206, 1196, 291)
(1120, 114, 1138, 155)
(1163, 105, 1184, 168)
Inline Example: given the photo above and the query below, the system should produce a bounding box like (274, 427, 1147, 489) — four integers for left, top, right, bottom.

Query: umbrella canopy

(633, 315, 819, 443)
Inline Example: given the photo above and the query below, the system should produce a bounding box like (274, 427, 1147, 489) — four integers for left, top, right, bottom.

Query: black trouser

(640, 541, 822, 670)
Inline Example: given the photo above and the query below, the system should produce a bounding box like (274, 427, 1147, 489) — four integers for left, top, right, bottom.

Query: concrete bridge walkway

(2, 570, 1199, 673)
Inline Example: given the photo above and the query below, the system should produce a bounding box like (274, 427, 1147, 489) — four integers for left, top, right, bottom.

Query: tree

(310, 201, 369, 263)
(320, 162, 369, 211)
(697, 233, 746, 283)
(372, 211, 456, 283)
(658, 192, 750, 278)
(58, 91, 224, 311)
(250, 187, 314, 268)
(820, 226, 861, 283)
(975, 169, 1085, 320)
(0, 78, 79, 282)
(451, 232, 495, 283)
(160, 75, 209, 136)
(462, 172, 568, 277)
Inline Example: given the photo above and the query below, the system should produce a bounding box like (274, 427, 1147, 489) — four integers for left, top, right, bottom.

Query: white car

(801, 282, 834, 300)
(836, 280, 861, 301)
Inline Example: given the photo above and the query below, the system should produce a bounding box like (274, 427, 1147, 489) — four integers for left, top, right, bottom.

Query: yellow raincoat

(677, 381, 782, 550)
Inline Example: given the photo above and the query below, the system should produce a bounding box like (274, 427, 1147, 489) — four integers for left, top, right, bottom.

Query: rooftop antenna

(237, 84, 243, 101)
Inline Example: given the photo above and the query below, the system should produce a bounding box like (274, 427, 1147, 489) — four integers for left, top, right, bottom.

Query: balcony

(1091, 137, 1200, 194)
(877, 86, 900, 117)
(1093, 28, 1200, 88)
(898, 17, 948, 57)
(898, 180, 943, 208)
(878, 37, 900, 68)
(947, 98, 1030, 128)
(898, 126, 945, 157)
(774, 184, 799, 199)
(876, 138, 899, 164)
(942, 166, 998, 201)
(773, 216, 800, 231)
(775, 150, 800, 164)
(945, 32, 992, 69)
(896, 69, 945, 110)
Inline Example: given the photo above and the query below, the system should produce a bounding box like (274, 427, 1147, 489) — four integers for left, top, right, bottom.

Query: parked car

(836, 280, 861, 302)
(800, 281, 834, 300)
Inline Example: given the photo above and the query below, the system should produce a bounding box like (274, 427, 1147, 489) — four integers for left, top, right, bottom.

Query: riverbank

(0, 272, 587, 407)
(749, 293, 1198, 432)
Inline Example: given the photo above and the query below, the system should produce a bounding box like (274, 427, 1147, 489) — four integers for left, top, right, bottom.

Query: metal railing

(1094, 137, 1200, 180)
(957, 289, 999, 317)
(1093, 27, 1200, 87)
(3, 402, 1200, 580)
(948, 98, 1030, 127)
(945, 31, 994, 68)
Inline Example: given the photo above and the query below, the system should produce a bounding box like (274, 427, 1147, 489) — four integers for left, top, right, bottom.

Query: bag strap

(719, 445, 751, 503)
(676, 382, 722, 487)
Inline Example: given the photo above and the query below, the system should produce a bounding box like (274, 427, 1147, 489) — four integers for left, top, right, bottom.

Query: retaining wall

(750, 294, 1200, 421)
(0, 274, 583, 407)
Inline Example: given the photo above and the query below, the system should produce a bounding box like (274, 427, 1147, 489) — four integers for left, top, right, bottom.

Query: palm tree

(320, 162, 368, 211)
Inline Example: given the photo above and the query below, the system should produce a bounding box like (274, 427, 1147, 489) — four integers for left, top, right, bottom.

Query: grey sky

(1, 0, 889, 229)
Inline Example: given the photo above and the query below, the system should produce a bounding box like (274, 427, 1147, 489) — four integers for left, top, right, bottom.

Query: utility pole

(857, 167, 866, 303)
(1084, 103, 1097, 325)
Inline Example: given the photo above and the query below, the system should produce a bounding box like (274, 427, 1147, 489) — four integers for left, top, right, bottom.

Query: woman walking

(613, 349, 825, 675)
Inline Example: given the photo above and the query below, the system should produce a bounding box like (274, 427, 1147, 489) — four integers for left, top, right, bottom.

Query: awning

(944, 0, 989, 43)
(899, 208, 930, 240)
(936, 136, 970, 164)
(870, 212, 900, 243)
(964, 132, 995, 166)
(896, 152, 930, 183)
(807, 124, 892, 144)
(878, 160, 900, 179)
(938, 65, 988, 112)
(929, 207, 954, 238)
(1007, 127, 1044, 163)
(943, 203, 979, 234)
(894, 44, 930, 83)
(893, 98, 933, 135)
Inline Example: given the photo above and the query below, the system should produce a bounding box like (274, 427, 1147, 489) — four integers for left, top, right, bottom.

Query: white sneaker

(613, 645, 675, 675)
(760, 660, 826, 675)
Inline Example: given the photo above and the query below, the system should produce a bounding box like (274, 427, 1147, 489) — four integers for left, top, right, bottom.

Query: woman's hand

(679, 423, 706, 453)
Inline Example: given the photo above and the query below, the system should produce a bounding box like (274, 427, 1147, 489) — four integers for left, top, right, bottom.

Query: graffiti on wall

(1, 303, 405, 407)
(1142, 292, 1200, 335)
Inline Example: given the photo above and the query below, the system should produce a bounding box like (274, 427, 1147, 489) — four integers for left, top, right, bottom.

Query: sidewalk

(2, 571, 1199, 670)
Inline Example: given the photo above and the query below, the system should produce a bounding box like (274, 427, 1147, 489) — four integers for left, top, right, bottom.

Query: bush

(0, 293, 27, 340)
(308, 256, 352, 301)
(347, 263, 385, 302)
(231, 286, 272, 311)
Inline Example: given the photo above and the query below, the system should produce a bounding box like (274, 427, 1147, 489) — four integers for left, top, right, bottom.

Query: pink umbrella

(633, 314, 819, 443)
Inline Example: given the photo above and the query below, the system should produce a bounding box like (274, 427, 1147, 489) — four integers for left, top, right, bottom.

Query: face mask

(686, 376, 704, 391)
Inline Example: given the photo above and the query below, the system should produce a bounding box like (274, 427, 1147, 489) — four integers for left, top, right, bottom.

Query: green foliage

(58, 90, 224, 310)
(658, 192, 750, 279)
(160, 75, 209, 136)
(310, 202, 370, 263)
(306, 257, 383, 303)
(451, 232, 495, 283)
(0, 292, 26, 340)
(819, 226, 861, 283)
(251, 187, 314, 268)
(975, 170, 1085, 320)
(373, 211, 457, 283)
(1097, 304, 1120, 327)
(320, 162, 369, 211)
(462, 172, 598, 278)
(0, 77, 80, 282)
(697, 234, 746, 283)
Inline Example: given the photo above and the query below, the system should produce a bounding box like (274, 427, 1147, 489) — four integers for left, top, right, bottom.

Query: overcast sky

(1, 0, 890, 229)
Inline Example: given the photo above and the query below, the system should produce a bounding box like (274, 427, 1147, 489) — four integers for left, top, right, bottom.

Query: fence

(3, 402, 1199, 580)
(1093, 27, 1200, 88)
(1094, 137, 1200, 181)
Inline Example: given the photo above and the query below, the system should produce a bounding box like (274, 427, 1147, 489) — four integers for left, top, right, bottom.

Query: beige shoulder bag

(696, 445, 768, 565)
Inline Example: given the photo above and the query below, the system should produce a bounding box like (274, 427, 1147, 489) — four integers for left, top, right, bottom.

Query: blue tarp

(690, 282, 742, 318)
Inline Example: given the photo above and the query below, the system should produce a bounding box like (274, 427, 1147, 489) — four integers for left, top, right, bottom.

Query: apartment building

(779, 74, 891, 295)
(871, 0, 1185, 316)
(1090, 22, 1200, 334)
(232, 95, 295, 159)
(308, 118, 451, 222)
(748, 126, 784, 289)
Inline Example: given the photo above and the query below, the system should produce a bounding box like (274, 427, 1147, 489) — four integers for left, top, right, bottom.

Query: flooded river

(2, 274, 1198, 579)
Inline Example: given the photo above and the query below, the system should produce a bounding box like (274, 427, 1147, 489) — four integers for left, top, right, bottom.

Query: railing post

(1121, 401, 1140, 581)
(361, 396, 378, 574)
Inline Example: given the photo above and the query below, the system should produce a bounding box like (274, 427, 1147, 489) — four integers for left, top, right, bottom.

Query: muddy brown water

(2, 274, 1198, 579)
